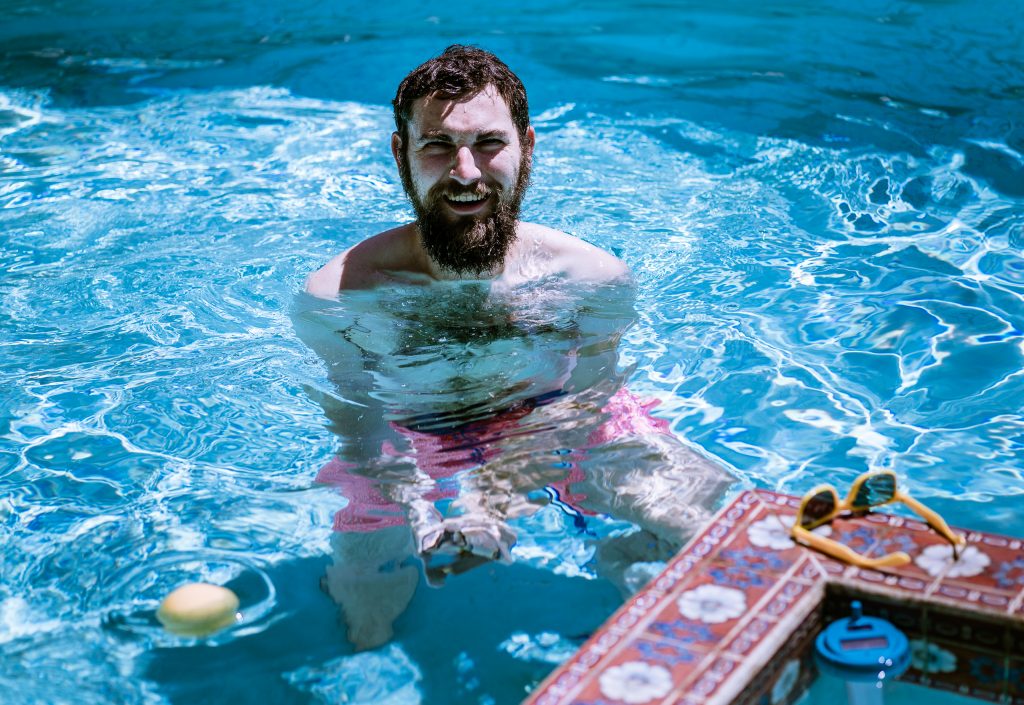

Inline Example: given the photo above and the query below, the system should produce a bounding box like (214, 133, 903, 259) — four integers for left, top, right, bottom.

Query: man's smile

(443, 191, 493, 215)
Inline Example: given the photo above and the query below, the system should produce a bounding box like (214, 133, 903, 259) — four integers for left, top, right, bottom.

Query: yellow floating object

(157, 582, 240, 637)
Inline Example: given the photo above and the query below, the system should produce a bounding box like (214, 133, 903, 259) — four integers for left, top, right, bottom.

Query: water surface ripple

(2, 2, 1023, 703)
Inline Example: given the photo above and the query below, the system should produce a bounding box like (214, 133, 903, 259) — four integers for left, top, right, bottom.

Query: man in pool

(299, 45, 733, 649)
(305, 44, 629, 294)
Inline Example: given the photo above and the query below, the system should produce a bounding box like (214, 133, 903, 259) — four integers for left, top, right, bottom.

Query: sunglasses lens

(801, 490, 836, 529)
(853, 474, 896, 508)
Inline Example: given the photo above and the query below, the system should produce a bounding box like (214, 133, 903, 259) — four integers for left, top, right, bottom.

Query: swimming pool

(2, 1, 1022, 703)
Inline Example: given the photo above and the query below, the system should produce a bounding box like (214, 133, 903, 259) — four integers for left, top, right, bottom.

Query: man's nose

(449, 146, 482, 184)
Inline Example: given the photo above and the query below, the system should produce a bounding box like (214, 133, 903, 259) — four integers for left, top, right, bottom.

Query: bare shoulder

(516, 222, 630, 283)
(305, 225, 423, 296)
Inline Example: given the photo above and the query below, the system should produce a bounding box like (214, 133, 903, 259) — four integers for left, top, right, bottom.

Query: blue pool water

(798, 672, 989, 705)
(2, 1, 1023, 703)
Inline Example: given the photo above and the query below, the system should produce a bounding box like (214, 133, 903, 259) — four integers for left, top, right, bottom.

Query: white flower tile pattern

(748, 515, 832, 550)
(677, 584, 747, 624)
(598, 661, 674, 704)
(910, 639, 957, 674)
(915, 544, 990, 578)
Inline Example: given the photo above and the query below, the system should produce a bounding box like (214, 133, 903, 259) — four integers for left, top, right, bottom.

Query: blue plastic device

(815, 601, 910, 683)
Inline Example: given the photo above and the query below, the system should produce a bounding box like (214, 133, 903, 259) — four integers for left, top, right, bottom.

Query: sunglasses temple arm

(897, 492, 967, 548)
(791, 526, 911, 569)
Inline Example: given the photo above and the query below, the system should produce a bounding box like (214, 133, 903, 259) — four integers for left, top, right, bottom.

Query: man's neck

(413, 224, 515, 282)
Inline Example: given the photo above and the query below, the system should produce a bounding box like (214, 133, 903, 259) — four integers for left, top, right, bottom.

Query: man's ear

(391, 132, 403, 167)
(524, 126, 536, 160)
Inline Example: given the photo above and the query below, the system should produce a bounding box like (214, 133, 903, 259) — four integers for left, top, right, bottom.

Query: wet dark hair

(392, 45, 530, 144)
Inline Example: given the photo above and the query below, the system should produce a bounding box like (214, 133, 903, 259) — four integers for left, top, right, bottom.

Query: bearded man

(306, 44, 627, 294)
(298, 46, 733, 650)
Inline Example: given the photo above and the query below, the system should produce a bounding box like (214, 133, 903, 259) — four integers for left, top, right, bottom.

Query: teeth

(447, 193, 487, 202)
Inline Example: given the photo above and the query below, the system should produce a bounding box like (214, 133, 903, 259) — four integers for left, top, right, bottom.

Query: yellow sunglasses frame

(790, 470, 967, 570)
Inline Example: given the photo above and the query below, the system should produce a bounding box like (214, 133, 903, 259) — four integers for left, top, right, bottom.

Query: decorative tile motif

(903, 637, 1008, 702)
(931, 536, 1024, 601)
(1007, 655, 1024, 702)
(598, 660, 675, 703)
(679, 655, 739, 703)
(525, 491, 1024, 705)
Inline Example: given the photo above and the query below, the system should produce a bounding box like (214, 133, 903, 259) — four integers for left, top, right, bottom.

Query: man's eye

(422, 142, 453, 153)
(478, 139, 506, 149)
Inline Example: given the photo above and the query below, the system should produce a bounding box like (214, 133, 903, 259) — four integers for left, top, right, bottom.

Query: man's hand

(419, 516, 517, 562)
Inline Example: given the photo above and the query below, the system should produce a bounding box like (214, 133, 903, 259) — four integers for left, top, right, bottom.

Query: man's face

(394, 85, 534, 276)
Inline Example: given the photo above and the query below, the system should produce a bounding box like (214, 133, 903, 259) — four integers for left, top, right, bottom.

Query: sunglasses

(790, 470, 966, 569)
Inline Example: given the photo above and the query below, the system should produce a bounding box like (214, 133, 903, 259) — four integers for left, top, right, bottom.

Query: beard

(399, 148, 531, 277)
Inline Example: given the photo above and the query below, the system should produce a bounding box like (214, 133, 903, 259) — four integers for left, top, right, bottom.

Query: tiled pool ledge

(525, 490, 1024, 705)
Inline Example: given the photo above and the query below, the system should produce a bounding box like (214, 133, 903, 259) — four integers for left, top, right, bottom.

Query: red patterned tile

(530, 667, 587, 705)
(717, 490, 766, 526)
(673, 519, 739, 570)
(932, 533, 1024, 595)
(711, 569, 820, 671)
(827, 514, 896, 555)
(759, 579, 818, 621)
(529, 491, 1024, 705)
(754, 490, 803, 511)
(711, 506, 808, 577)
(721, 615, 776, 657)
(652, 573, 775, 641)
(786, 513, 909, 579)
(703, 547, 795, 592)
(846, 566, 932, 595)
(929, 582, 1015, 613)
(719, 578, 819, 658)
(793, 510, 974, 588)
(653, 548, 714, 594)
(792, 555, 828, 583)
(568, 639, 707, 704)
(603, 590, 674, 636)
(816, 553, 850, 577)
(865, 515, 961, 583)
(645, 615, 723, 652)
(571, 628, 629, 668)
(674, 655, 740, 703)
(666, 494, 758, 571)
(627, 635, 713, 670)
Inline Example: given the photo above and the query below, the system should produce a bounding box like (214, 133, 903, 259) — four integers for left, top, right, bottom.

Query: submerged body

(296, 279, 734, 648)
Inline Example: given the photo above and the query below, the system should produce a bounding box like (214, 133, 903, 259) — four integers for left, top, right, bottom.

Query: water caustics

(2, 1, 1024, 702)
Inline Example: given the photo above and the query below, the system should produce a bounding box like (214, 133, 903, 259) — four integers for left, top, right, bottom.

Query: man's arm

(305, 226, 425, 296)
(305, 253, 346, 298)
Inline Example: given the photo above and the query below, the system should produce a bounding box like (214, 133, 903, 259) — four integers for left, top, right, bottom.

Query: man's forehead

(409, 85, 515, 137)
